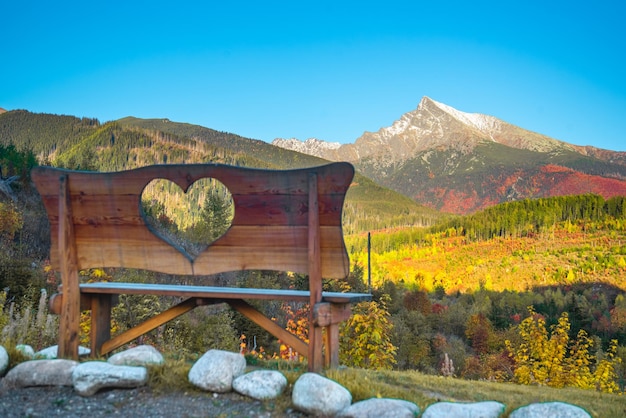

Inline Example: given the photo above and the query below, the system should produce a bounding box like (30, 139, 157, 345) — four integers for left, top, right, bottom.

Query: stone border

(0, 345, 592, 417)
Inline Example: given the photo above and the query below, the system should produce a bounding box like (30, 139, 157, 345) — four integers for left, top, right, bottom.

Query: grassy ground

(328, 368, 626, 417)
(149, 357, 626, 417)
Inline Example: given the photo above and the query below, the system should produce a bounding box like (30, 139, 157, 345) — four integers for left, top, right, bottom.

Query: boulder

(338, 397, 420, 418)
(188, 349, 246, 393)
(233, 369, 288, 400)
(509, 402, 591, 418)
(35, 345, 91, 359)
(421, 401, 505, 418)
(108, 345, 164, 366)
(3, 359, 78, 387)
(15, 344, 35, 359)
(292, 372, 352, 416)
(72, 361, 148, 396)
(0, 345, 9, 376)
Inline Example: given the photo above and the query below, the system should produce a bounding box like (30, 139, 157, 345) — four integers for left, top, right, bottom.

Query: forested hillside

(0, 110, 441, 233)
(347, 194, 626, 292)
(342, 194, 626, 388)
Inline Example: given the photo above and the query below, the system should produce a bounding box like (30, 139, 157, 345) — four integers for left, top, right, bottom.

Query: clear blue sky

(3, 1, 625, 151)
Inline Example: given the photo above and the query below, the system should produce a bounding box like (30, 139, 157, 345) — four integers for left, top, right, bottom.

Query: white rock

(422, 401, 505, 418)
(108, 345, 164, 366)
(35, 345, 91, 359)
(3, 359, 78, 387)
(15, 344, 35, 359)
(292, 372, 352, 416)
(338, 398, 420, 418)
(188, 349, 246, 393)
(0, 345, 9, 376)
(72, 361, 148, 397)
(509, 402, 591, 418)
(232, 370, 287, 400)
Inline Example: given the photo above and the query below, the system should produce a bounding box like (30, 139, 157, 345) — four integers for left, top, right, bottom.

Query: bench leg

(314, 302, 351, 369)
(325, 323, 340, 368)
(90, 294, 112, 358)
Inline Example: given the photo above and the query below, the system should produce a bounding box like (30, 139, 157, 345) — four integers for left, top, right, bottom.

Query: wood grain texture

(57, 175, 81, 360)
(32, 163, 353, 278)
(307, 173, 324, 372)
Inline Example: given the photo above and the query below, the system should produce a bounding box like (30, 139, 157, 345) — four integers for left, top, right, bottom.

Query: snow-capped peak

(271, 137, 342, 159)
(423, 97, 500, 134)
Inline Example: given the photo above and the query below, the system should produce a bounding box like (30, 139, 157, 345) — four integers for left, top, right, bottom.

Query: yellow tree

(506, 306, 622, 392)
(506, 307, 570, 387)
(339, 295, 397, 370)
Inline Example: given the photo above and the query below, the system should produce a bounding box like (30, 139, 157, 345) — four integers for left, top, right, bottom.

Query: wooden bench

(32, 162, 371, 372)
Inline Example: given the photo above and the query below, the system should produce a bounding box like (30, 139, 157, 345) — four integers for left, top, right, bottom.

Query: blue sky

(3, 1, 625, 151)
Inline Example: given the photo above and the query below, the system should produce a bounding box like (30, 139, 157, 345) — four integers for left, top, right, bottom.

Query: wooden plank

(46, 193, 345, 227)
(57, 175, 81, 360)
(90, 294, 112, 357)
(307, 173, 324, 372)
(326, 323, 340, 368)
(56, 242, 348, 277)
(48, 227, 349, 278)
(313, 303, 332, 327)
(32, 163, 354, 197)
(81, 283, 312, 300)
(232, 194, 345, 226)
(49, 292, 63, 314)
(226, 299, 309, 358)
(79, 282, 371, 303)
(48, 293, 116, 314)
(100, 298, 199, 355)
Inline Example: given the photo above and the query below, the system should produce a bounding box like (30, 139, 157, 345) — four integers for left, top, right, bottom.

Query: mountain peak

(419, 97, 501, 134)
(0, 107, 7, 115)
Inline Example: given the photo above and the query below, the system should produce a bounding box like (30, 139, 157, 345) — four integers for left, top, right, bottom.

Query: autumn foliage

(506, 307, 621, 393)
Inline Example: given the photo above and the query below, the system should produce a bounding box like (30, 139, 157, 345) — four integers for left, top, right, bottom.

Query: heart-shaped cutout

(140, 177, 234, 260)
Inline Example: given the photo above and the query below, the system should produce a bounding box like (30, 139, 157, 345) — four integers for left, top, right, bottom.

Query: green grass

(327, 368, 626, 417)
(146, 356, 626, 417)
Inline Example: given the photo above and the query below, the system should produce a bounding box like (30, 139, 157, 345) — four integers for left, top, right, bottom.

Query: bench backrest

(31, 163, 354, 278)
(31, 162, 354, 279)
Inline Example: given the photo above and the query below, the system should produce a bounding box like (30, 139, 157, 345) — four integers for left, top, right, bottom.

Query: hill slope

(0, 110, 441, 233)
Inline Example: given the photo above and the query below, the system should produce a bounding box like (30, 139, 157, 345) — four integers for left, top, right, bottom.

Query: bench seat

(79, 282, 372, 303)
(47, 282, 370, 368)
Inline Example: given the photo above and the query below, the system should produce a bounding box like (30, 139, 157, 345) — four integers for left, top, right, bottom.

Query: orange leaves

(239, 334, 276, 361)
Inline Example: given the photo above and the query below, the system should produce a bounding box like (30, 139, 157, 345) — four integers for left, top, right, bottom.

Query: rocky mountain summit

(273, 97, 573, 162)
(274, 97, 626, 214)
(272, 137, 342, 159)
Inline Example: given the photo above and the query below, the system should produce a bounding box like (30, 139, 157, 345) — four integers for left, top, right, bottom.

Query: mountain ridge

(2, 99, 625, 216)
(0, 110, 442, 233)
(273, 97, 626, 214)
(273, 96, 619, 161)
